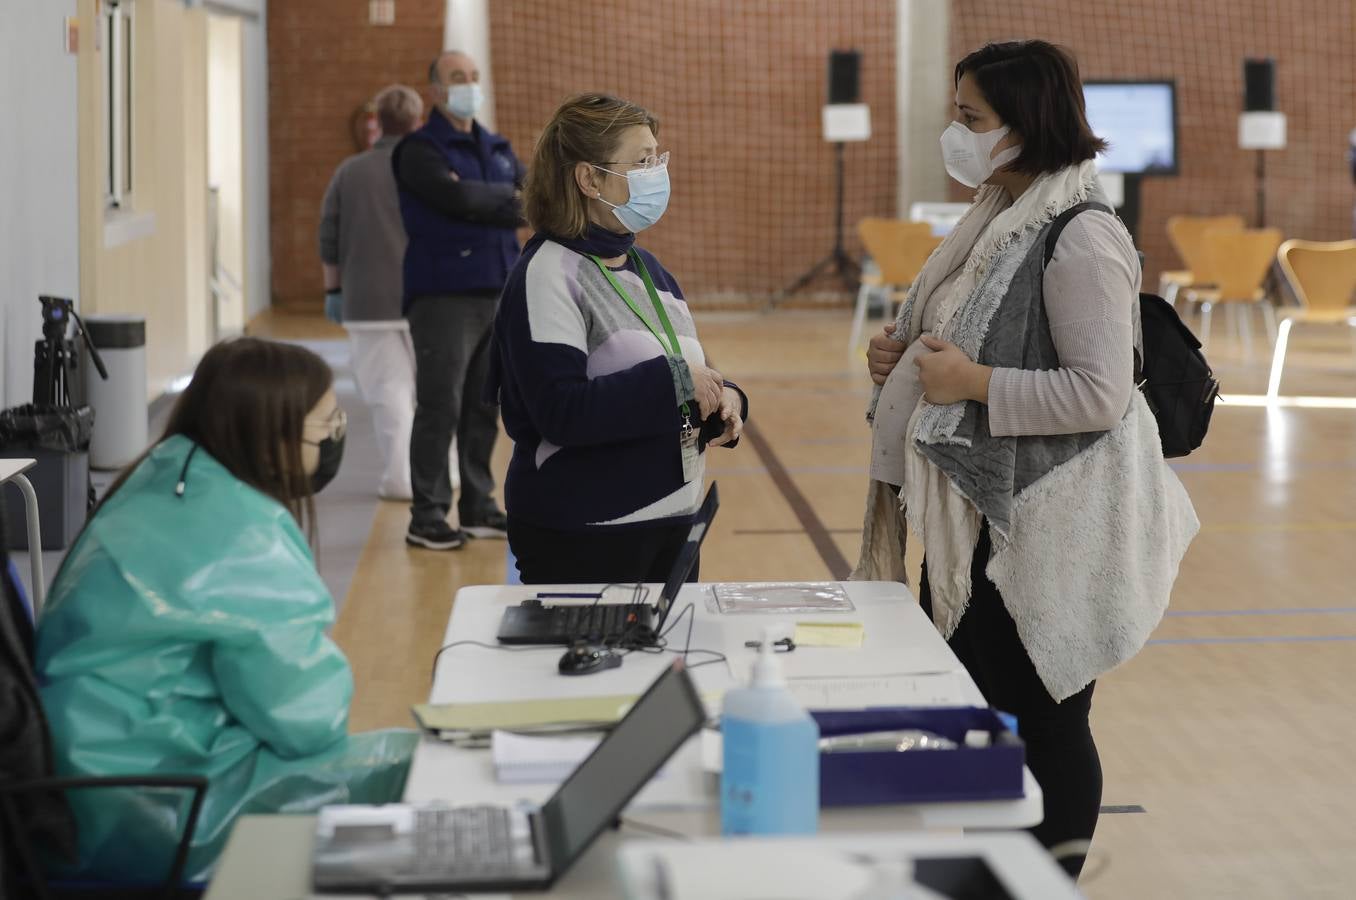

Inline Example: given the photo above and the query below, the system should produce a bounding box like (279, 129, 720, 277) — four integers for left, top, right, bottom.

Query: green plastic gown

(35, 435, 417, 882)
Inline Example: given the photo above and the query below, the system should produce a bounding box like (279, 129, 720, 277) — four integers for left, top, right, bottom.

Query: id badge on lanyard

(590, 251, 700, 483)
(679, 417, 700, 483)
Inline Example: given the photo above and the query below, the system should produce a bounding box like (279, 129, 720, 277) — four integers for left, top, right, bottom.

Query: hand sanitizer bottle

(720, 628, 820, 835)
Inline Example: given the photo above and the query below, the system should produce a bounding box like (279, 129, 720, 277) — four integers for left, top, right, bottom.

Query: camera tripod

(34, 295, 107, 408)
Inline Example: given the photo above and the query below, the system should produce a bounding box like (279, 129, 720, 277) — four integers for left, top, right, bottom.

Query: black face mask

(308, 433, 346, 494)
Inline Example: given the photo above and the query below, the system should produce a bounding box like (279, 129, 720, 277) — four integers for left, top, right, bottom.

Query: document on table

(492, 730, 603, 784)
(412, 694, 638, 741)
(785, 672, 985, 709)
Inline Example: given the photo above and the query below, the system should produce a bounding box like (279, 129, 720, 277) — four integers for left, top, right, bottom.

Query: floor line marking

(1147, 635, 1356, 646)
(742, 420, 852, 579)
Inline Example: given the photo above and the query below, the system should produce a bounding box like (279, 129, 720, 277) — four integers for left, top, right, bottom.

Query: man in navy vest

(394, 50, 524, 550)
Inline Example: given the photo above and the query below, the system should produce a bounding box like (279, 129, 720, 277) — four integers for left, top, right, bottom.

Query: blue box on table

(811, 706, 1025, 807)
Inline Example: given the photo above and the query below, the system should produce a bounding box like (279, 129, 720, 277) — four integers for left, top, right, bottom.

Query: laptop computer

(495, 482, 719, 646)
(311, 659, 706, 894)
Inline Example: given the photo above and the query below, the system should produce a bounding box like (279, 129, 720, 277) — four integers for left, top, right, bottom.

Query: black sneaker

(461, 508, 508, 540)
(405, 520, 466, 550)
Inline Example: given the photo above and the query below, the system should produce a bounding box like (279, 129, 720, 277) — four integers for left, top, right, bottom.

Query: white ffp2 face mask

(940, 121, 1021, 188)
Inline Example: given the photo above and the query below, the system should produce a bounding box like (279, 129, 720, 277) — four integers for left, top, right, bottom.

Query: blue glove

(324, 289, 344, 325)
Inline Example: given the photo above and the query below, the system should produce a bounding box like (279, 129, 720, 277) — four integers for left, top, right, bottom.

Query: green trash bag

(36, 435, 417, 882)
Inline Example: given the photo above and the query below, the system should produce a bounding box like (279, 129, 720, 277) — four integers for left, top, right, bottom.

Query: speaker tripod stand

(777, 142, 860, 302)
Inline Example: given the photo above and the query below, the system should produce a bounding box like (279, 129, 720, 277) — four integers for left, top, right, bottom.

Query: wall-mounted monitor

(1083, 80, 1179, 176)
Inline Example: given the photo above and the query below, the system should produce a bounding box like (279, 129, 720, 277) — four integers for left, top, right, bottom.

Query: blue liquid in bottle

(720, 631, 819, 835)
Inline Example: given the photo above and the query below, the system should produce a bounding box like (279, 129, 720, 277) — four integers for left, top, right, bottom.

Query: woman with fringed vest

(854, 41, 1198, 878)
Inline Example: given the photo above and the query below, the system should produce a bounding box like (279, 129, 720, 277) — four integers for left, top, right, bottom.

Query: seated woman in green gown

(36, 337, 416, 882)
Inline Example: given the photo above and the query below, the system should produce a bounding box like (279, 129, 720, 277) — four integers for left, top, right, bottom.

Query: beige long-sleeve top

(987, 209, 1140, 435)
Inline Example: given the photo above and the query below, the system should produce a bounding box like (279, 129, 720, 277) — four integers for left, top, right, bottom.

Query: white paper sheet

(491, 730, 602, 784)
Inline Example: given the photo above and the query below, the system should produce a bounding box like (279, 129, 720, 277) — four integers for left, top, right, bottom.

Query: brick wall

(488, 0, 897, 306)
(269, 3, 1353, 309)
(951, 0, 1356, 285)
(267, 0, 444, 311)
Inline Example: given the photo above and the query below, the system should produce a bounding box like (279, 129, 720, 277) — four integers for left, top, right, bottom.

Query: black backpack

(1044, 203, 1219, 458)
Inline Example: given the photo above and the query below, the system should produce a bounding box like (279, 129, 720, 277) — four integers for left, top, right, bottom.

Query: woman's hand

(707, 386, 745, 448)
(867, 323, 906, 385)
(914, 335, 992, 405)
(689, 364, 725, 419)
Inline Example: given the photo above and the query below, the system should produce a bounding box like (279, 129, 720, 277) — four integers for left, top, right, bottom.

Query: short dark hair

(955, 40, 1107, 176)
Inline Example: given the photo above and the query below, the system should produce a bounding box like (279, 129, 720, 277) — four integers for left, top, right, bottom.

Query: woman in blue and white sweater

(488, 93, 748, 584)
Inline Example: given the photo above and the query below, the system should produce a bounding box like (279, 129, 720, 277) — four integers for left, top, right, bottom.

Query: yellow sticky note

(794, 621, 865, 648)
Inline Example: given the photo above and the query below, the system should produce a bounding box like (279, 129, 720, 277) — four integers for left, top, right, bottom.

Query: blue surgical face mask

(445, 83, 483, 120)
(591, 153, 671, 233)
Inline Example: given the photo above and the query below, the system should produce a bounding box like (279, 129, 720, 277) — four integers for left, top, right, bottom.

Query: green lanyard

(589, 250, 692, 422)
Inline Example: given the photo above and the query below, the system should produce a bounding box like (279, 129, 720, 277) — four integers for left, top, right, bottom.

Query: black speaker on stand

(781, 50, 869, 301)
(1239, 58, 1285, 227)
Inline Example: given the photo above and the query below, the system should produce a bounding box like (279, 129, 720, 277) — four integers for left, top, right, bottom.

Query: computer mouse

(558, 643, 623, 676)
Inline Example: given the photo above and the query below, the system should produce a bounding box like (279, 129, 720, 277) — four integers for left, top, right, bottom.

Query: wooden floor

(256, 306, 1356, 899)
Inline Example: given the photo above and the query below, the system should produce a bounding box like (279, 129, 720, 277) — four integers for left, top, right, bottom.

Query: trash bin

(0, 405, 94, 551)
(84, 315, 148, 471)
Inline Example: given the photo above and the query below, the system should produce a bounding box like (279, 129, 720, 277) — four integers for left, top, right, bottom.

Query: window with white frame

(102, 0, 135, 209)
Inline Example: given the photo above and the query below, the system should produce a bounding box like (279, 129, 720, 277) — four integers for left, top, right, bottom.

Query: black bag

(0, 404, 95, 453)
(1044, 203, 1218, 458)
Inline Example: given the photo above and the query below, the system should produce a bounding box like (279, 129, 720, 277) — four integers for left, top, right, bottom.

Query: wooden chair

(1160, 214, 1246, 307)
(849, 219, 942, 358)
(907, 201, 971, 237)
(1268, 239, 1356, 398)
(1184, 227, 1283, 355)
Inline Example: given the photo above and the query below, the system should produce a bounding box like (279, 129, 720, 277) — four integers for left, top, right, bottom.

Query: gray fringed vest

(909, 210, 1133, 542)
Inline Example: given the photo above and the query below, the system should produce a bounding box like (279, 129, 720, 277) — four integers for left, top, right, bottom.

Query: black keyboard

(411, 805, 535, 876)
(548, 603, 646, 640)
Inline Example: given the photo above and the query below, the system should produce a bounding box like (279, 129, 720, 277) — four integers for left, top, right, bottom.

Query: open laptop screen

(651, 482, 719, 630)
(538, 660, 706, 877)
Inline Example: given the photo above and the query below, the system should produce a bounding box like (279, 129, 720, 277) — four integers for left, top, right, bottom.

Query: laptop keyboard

(411, 805, 536, 876)
(549, 603, 647, 641)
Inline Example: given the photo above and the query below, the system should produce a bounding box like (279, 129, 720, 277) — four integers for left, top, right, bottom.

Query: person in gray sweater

(319, 85, 456, 501)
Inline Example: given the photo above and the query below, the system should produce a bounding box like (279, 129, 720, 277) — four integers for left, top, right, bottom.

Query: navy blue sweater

(488, 232, 744, 531)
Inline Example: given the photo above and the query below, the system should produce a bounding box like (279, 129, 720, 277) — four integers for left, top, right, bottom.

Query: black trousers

(508, 519, 700, 587)
(920, 527, 1102, 879)
(407, 294, 499, 526)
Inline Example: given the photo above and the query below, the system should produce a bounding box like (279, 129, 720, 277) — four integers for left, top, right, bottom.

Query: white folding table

(1, 458, 45, 613)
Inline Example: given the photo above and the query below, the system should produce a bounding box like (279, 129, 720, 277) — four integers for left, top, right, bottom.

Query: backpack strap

(1043, 201, 1115, 267)
(1042, 200, 1143, 382)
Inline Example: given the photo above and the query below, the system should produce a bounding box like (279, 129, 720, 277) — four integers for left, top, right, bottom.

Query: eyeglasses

(594, 150, 670, 174)
(304, 406, 347, 445)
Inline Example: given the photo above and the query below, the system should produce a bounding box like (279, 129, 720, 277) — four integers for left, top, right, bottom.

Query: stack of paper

(491, 730, 602, 784)
(411, 694, 640, 744)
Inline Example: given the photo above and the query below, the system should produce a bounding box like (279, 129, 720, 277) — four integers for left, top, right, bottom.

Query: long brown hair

(523, 92, 659, 238)
(99, 337, 333, 536)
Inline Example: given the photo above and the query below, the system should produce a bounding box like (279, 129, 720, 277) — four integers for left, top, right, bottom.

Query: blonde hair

(523, 93, 659, 238)
(375, 84, 423, 136)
